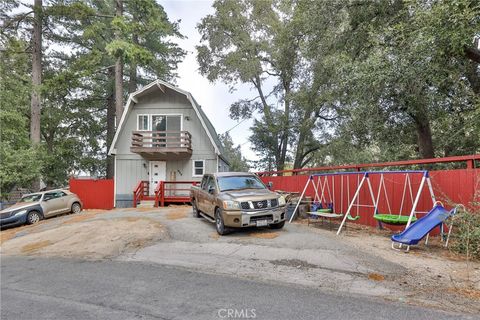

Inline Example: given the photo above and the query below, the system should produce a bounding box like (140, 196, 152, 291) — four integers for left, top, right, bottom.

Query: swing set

(288, 171, 437, 235)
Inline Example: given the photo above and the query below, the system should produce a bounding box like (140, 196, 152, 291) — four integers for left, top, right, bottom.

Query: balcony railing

(130, 131, 192, 159)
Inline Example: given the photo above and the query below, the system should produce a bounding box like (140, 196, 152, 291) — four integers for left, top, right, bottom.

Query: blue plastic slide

(391, 204, 455, 247)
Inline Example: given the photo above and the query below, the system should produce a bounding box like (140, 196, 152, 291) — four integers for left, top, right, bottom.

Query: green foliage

(1, 0, 184, 193)
(299, 0, 480, 166)
(0, 38, 42, 196)
(450, 207, 480, 260)
(219, 133, 249, 172)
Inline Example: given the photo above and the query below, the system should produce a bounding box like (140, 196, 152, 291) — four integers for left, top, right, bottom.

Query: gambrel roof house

(109, 80, 229, 208)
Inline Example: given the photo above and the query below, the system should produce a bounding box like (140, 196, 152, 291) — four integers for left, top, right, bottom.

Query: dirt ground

(0, 210, 166, 259)
(1, 206, 479, 314)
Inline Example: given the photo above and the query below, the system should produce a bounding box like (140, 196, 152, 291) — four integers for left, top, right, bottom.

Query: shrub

(449, 207, 480, 260)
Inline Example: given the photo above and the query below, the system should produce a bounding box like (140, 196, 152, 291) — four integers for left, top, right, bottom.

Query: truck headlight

(278, 196, 286, 206)
(14, 209, 27, 216)
(223, 200, 241, 210)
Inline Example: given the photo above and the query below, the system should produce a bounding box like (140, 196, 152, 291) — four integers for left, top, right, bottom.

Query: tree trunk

(106, 68, 116, 179)
(414, 115, 435, 159)
(114, 0, 124, 126)
(128, 15, 139, 94)
(128, 62, 137, 94)
(30, 0, 42, 144)
(466, 61, 480, 95)
(278, 83, 290, 172)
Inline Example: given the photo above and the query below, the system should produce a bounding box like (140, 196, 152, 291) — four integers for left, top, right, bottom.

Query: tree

(197, 0, 301, 172)
(218, 133, 249, 171)
(114, 0, 123, 126)
(0, 38, 41, 196)
(298, 0, 480, 163)
(30, 0, 42, 145)
(0, 0, 185, 189)
(39, 0, 184, 179)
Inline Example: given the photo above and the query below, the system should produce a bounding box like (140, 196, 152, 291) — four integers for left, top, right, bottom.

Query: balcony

(130, 131, 192, 160)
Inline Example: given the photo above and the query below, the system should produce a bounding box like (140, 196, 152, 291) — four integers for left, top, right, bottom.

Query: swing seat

(317, 208, 333, 213)
(346, 214, 360, 221)
(374, 214, 417, 225)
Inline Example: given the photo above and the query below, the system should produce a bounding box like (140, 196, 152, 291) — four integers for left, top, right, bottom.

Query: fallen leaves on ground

(368, 273, 385, 281)
(21, 240, 52, 253)
(247, 231, 280, 239)
(210, 232, 220, 240)
(166, 211, 188, 220)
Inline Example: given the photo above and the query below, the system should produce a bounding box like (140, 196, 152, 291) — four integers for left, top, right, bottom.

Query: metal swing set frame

(288, 171, 437, 236)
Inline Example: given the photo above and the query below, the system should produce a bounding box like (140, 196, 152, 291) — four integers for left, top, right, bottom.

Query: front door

(149, 161, 166, 195)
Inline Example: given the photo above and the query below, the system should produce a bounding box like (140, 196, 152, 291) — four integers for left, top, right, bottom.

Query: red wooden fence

(258, 154, 479, 232)
(260, 169, 479, 231)
(69, 178, 114, 210)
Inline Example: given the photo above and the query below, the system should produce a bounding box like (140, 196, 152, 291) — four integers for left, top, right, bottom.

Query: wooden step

(137, 200, 156, 208)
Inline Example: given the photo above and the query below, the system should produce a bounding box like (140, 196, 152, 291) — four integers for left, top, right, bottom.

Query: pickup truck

(190, 172, 286, 235)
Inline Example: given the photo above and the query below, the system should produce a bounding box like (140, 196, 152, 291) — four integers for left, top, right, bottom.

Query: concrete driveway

(1, 205, 479, 316)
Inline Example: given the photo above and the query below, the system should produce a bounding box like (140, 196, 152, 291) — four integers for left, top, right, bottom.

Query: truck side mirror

(208, 186, 215, 194)
(267, 182, 273, 189)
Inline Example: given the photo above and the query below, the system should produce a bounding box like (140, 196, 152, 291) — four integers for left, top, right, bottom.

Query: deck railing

(154, 181, 199, 207)
(131, 131, 192, 149)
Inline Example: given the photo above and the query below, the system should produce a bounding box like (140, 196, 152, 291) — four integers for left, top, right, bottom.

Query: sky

(160, 0, 258, 161)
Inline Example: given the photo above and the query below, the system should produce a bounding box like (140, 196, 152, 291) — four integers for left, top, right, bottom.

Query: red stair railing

(133, 180, 149, 207)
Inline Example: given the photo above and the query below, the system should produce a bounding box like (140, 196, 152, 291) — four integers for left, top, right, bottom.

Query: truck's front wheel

(215, 208, 230, 235)
(192, 200, 201, 218)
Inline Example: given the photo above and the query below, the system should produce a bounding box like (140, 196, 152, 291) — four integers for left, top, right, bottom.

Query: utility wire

(221, 118, 249, 134)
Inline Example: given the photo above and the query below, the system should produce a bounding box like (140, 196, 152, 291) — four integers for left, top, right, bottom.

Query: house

(108, 80, 229, 208)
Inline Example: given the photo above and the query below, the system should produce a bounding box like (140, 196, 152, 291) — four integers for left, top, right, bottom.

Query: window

(138, 115, 149, 131)
(201, 176, 211, 191)
(20, 194, 42, 202)
(43, 191, 66, 201)
(206, 176, 216, 193)
(193, 160, 205, 177)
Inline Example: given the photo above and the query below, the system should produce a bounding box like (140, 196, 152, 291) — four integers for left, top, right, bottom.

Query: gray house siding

(113, 84, 226, 208)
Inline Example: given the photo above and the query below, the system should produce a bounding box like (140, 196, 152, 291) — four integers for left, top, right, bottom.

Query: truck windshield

(217, 176, 266, 192)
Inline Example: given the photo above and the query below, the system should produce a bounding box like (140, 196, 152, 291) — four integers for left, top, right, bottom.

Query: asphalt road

(1, 256, 476, 320)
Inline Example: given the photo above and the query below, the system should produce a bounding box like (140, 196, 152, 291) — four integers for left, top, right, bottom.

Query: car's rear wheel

(192, 200, 200, 218)
(71, 202, 82, 214)
(215, 208, 230, 235)
(26, 211, 41, 225)
(269, 221, 285, 229)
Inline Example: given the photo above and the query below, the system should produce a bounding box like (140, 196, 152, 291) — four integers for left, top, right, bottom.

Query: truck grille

(240, 202, 250, 210)
(250, 214, 273, 222)
(252, 200, 268, 209)
(240, 199, 278, 210)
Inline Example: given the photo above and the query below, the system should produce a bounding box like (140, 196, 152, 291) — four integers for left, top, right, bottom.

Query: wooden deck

(130, 131, 192, 160)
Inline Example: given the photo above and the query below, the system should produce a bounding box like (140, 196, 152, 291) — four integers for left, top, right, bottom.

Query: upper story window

(138, 115, 149, 131)
(193, 160, 205, 177)
(137, 114, 182, 132)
